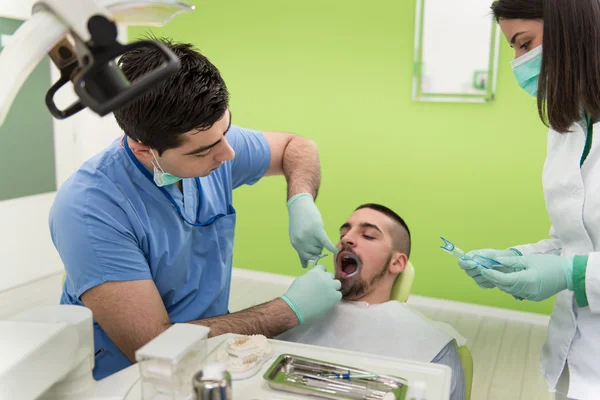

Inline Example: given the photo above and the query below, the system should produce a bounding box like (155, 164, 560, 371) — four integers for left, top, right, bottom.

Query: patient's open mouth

(337, 252, 361, 278)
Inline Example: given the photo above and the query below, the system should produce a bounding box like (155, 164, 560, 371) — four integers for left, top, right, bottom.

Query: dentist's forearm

(193, 298, 299, 338)
(282, 136, 321, 200)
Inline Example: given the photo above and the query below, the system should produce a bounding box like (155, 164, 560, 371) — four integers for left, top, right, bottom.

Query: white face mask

(150, 149, 182, 187)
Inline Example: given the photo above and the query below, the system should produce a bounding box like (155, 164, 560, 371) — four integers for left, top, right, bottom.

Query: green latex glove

(457, 248, 523, 288)
(281, 264, 342, 324)
(479, 254, 574, 301)
(288, 193, 338, 268)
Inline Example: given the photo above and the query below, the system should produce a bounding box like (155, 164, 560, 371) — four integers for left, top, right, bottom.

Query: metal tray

(263, 353, 409, 400)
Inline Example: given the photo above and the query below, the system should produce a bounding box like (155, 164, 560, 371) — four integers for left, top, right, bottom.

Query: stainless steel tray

(263, 353, 409, 400)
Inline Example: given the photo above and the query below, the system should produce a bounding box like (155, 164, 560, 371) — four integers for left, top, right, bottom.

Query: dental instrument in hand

(307, 253, 328, 269)
(440, 237, 502, 269)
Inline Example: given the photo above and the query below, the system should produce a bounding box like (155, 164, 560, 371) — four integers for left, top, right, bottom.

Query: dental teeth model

(227, 334, 270, 357)
(216, 334, 272, 380)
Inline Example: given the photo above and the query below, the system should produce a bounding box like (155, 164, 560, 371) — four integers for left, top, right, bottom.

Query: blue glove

(479, 254, 574, 301)
(281, 264, 342, 324)
(288, 193, 338, 268)
(457, 248, 523, 288)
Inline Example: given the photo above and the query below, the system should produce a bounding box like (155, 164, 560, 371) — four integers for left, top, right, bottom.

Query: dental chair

(391, 261, 473, 400)
(390, 261, 415, 303)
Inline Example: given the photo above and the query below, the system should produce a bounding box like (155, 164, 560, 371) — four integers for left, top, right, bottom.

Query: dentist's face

(152, 109, 236, 178)
(499, 18, 543, 60)
(335, 208, 396, 300)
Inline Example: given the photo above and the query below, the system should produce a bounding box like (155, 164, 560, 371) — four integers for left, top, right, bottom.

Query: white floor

(2, 269, 556, 400)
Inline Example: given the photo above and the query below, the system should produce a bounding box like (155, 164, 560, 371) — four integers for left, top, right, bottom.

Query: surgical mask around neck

(511, 45, 542, 97)
(150, 150, 182, 187)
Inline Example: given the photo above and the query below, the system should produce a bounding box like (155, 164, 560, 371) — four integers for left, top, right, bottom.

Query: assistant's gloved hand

(457, 248, 522, 288)
(288, 193, 338, 268)
(280, 264, 342, 324)
(479, 254, 574, 301)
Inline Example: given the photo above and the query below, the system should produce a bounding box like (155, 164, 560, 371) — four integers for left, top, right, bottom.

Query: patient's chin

(342, 290, 364, 301)
(341, 280, 367, 300)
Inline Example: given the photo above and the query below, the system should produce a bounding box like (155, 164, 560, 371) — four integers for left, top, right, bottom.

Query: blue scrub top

(50, 126, 271, 380)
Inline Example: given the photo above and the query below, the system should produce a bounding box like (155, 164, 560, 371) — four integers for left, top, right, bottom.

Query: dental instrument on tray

(288, 374, 393, 399)
(440, 236, 502, 269)
(264, 354, 408, 399)
(316, 371, 380, 380)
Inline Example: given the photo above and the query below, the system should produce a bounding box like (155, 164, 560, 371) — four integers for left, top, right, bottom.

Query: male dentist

(49, 38, 341, 379)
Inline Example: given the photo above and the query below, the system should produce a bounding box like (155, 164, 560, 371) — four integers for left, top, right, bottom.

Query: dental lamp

(0, 0, 195, 126)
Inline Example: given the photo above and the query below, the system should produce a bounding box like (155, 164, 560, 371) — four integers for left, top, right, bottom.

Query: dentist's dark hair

(113, 35, 229, 155)
(491, 0, 600, 133)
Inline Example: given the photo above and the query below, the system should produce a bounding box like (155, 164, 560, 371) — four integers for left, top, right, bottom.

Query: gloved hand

(458, 248, 522, 288)
(288, 193, 338, 268)
(280, 264, 342, 324)
(479, 254, 574, 301)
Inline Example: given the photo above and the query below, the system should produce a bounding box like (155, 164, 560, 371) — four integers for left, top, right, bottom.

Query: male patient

(277, 204, 465, 400)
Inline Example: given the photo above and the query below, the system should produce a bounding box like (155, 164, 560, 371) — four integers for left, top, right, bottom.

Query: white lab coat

(512, 120, 600, 400)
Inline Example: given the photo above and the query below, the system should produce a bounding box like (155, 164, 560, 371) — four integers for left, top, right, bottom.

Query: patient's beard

(341, 253, 392, 300)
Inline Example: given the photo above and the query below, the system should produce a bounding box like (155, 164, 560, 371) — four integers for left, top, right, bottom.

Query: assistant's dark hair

(113, 36, 229, 154)
(355, 203, 411, 258)
(491, 0, 600, 133)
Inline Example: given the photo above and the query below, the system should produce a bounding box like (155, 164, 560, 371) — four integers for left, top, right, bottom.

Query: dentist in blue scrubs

(49, 38, 342, 379)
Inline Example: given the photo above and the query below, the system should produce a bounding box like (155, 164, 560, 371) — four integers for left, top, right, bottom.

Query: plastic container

(135, 323, 210, 400)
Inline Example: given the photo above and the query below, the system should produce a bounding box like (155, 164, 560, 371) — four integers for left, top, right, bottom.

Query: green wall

(130, 0, 554, 314)
(0, 17, 55, 201)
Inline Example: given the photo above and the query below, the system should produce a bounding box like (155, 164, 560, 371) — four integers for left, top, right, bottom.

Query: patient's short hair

(355, 203, 411, 258)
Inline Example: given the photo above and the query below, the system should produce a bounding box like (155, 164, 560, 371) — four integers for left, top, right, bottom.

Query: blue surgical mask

(150, 150, 182, 187)
(511, 45, 542, 97)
